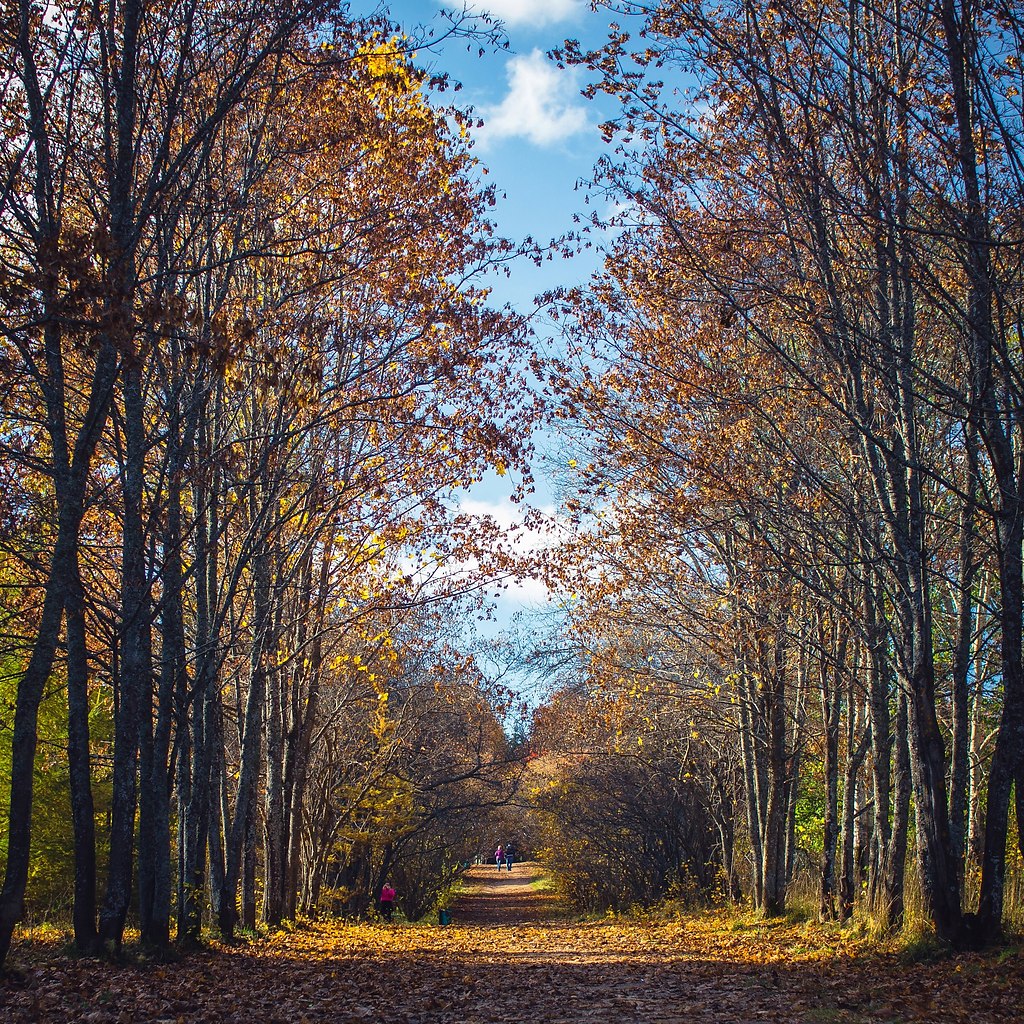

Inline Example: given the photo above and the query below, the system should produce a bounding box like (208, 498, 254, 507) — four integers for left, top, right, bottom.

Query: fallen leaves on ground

(1, 865, 1021, 1023)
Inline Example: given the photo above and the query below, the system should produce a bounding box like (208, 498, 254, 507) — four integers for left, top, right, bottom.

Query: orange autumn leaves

(3, 889, 1022, 1023)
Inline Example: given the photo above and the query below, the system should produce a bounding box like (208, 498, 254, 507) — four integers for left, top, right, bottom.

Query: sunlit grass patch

(528, 875, 557, 893)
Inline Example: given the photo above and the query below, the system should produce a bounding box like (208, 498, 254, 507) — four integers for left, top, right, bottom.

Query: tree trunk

(242, 800, 258, 931)
(737, 669, 764, 908)
(264, 653, 286, 925)
(906, 652, 963, 942)
(216, 549, 270, 940)
(884, 689, 912, 930)
(819, 649, 841, 920)
(866, 569, 894, 924)
(967, 595, 989, 866)
(0, 339, 117, 965)
(0, 7, 119, 960)
(179, 412, 218, 944)
(66, 555, 98, 954)
(949, 429, 979, 884)
(139, 436, 188, 948)
(937, 0, 1024, 945)
(838, 679, 859, 922)
(761, 623, 790, 917)
(208, 695, 228, 928)
(99, 357, 148, 952)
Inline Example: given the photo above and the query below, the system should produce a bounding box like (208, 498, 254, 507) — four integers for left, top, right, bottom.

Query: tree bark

(216, 548, 270, 939)
(0, 0, 118, 967)
(66, 556, 98, 954)
(819, 649, 841, 920)
(949, 430, 979, 884)
(937, 0, 1024, 944)
(99, 358, 148, 952)
(178, 405, 219, 944)
(138, 411, 189, 948)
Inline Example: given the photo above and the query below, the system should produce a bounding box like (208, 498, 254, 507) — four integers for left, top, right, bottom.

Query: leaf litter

(1, 864, 1021, 1023)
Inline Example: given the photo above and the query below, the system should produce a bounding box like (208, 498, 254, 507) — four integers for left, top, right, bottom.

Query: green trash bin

(438, 908, 452, 926)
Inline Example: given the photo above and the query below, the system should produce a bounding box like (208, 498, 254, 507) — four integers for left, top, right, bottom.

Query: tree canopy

(1, 0, 1024, 964)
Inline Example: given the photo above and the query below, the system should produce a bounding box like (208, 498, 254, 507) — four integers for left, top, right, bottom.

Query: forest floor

(1, 862, 1023, 1023)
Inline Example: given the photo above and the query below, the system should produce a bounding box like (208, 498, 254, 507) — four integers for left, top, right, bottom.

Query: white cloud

(393, 497, 563, 605)
(498, 575, 554, 605)
(443, 0, 582, 27)
(457, 496, 560, 549)
(477, 49, 589, 148)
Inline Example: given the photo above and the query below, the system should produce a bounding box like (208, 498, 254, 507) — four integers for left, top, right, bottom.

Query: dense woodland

(0, 0, 534, 962)
(0, 0, 1023, 971)
(531, 0, 1024, 948)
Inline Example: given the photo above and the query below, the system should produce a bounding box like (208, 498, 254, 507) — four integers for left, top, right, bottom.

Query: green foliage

(793, 760, 826, 862)
(0, 661, 112, 919)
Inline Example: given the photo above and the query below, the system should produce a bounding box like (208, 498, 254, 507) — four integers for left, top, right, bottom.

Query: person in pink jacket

(379, 882, 396, 922)
(494, 844, 504, 870)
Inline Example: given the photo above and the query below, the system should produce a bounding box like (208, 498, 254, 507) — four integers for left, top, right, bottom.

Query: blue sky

(383, 1, 617, 308)
(394, 2, 621, 637)
(359, 2, 624, 673)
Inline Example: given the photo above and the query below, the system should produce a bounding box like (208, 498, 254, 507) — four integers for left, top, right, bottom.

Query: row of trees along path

(3, 863, 1021, 1022)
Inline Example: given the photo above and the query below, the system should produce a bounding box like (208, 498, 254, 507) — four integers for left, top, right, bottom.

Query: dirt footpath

(451, 861, 563, 926)
(2, 865, 1022, 1023)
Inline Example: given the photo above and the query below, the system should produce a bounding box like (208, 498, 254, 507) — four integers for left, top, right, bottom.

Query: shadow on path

(3, 864, 1022, 1024)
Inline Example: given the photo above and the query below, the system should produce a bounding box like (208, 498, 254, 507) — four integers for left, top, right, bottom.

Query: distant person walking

(495, 844, 504, 870)
(505, 845, 515, 872)
(379, 882, 396, 922)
